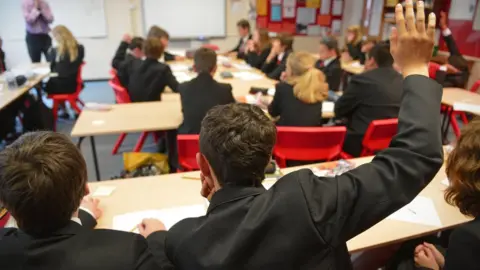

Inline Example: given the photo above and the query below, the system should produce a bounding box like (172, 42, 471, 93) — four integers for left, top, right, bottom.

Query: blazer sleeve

(299, 75, 444, 245)
(132, 233, 169, 270)
(147, 231, 176, 270)
(267, 63, 285, 80)
(112, 41, 129, 70)
(48, 48, 57, 72)
(261, 57, 277, 75)
(230, 39, 241, 53)
(443, 34, 461, 57)
(443, 226, 480, 270)
(321, 61, 343, 91)
(78, 209, 97, 229)
(164, 65, 179, 93)
(334, 75, 364, 117)
(268, 84, 282, 117)
(347, 43, 363, 61)
(247, 48, 271, 69)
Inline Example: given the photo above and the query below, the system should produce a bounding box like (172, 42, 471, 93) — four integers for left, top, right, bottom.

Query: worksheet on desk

(387, 196, 442, 227)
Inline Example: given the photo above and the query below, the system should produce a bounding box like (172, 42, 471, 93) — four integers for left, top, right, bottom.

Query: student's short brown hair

(147, 25, 170, 40)
(320, 36, 340, 56)
(129, 37, 145, 51)
(199, 103, 276, 187)
(275, 32, 294, 51)
(194, 47, 217, 73)
(0, 132, 87, 236)
(143, 38, 164, 59)
(236, 19, 251, 31)
(445, 119, 480, 217)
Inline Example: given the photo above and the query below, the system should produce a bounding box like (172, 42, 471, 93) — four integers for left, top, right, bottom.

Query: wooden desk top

(0, 63, 50, 110)
(89, 156, 470, 253)
(442, 87, 480, 107)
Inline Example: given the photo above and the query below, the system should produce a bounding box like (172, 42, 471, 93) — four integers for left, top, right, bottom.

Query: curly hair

(445, 119, 480, 217)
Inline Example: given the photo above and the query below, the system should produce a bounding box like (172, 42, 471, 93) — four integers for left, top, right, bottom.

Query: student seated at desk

(147, 26, 184, 62)
(111, 34, 145, 70)
(0, 132, 160, 270)
(178, 47, 236, 134)
(268, 52, 328, 127)
(127, 38, 179, 102)
(435, 11, 470, 88)
(315, 36, 342, 93)
(335, 42, 403, 157)
(44, 25, 84, 95)
(261, 32, 294, 80)
(229, 19, 252, 60)
(245, 28, 271, 69)
(412, 120, 480, 270)
(139, 5, 444, 268)
(344, 25, 365, 64)
(361, 36, 378, 56)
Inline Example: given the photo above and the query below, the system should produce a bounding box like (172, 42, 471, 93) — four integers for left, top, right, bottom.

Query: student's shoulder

(0, 227, 18, 238)
(275, 81, 293, 92)
(215, 81, 233, 91)
(451, 219, 480, 244)
(87, 229, 148, 246)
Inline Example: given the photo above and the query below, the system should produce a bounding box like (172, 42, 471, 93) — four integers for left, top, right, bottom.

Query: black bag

(22, 95, 54, 132)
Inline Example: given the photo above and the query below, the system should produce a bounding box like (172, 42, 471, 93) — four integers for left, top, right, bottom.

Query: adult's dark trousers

(26, 32, 52, 63)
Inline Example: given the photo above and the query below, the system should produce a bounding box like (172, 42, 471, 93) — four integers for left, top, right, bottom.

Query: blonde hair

(286, 52, 328, 104)
(346, 25, 363, 45)
(52, 25, 78, 62)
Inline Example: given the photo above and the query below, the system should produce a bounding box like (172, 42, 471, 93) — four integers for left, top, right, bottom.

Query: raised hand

(390, 0, 435, 77)
(439, 11, 448, 30)
(122, 33, 132, 44)
(138, 218, 166, 238)
(80, 196, 103, 220)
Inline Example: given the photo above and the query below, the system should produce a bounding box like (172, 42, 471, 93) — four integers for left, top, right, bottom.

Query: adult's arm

(22, 1, 41, 23)
(111, 41, 129, 70)
(300, 75, 443, 245)
(146, 231, 176, 270)
(334, 75, 364, 118)
(39, 1, 54, 23)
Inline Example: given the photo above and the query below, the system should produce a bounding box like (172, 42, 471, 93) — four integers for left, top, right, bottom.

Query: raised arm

(112, 41, 130, 70)
(39, 0, 54, 23)
(301, 1, 444, 244)
(439, 11, 460, 56)
(22, 1, 41, 23)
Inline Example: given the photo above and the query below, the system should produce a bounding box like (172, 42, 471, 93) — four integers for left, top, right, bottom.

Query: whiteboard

(0, 0, 107, 41)
(142, 0, 226, 39)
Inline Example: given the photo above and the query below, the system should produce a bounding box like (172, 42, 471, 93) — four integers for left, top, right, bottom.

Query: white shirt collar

(278, 52, 285, 61)
(323, 56, 337, 67)
(242, 35, 249, 43)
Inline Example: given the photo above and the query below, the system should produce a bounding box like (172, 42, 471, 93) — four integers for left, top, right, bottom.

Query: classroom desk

(341, 61, 365, 75)
(89, 155, 471, 253)
(0, 63, 50, 110)
(71, 101, 335, 180)
(440, 87, 480, 141)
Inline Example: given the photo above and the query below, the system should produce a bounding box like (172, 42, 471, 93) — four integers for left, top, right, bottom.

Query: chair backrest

(177, 135, 200, 171)
(469, 79, 480, 94)
(274, 126, 347, 162)
(75, 62, 86, 94)
(202, 44, 220, 51)
(361, 118, 398, 155)
(428, 62, 441, 79)
(109, 80, 131, 104)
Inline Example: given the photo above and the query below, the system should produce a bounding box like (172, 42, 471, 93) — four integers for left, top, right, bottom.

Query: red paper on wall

(257, 16, 268, 28)
(268, 23, 283, 33)
(317, 15, 332, 26)
(282, 22, 297, 34)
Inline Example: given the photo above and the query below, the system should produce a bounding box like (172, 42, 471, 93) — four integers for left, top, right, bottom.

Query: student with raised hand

(0, 132, 160, 270)
(344, 25, 365, 64)
(261, 32, 294, 80)
(361, 36, 378, 56)
(435, 11, 470, 88)
(245, 28, 271, 69)
(268, 51, 328, 127)
(147, 26, 185, 62)
(229, 19, 252, 60)
(178, 47, 236, 134)
(141, 3, 444, 269)
(335, 42, 403, 157)
(315, 36, 342, 92)
(111, 34, 145, 70)
(127, 38, 179, 102)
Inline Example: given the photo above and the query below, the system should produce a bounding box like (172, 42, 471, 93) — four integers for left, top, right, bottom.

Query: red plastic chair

(360, 118, 398, 157)
(428, 62, 441, 79)
(48, 62, 86, 131)
(273, 126, 347, 168)
(177, 134, 200, 171)
(446, 80, 480, 138)
(202, 44, 220, 51)
(109, 80, 159, 154)
(110, 69, 120, 85)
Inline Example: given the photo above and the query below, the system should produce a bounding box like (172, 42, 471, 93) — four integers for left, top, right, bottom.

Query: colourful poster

(257, 16, 268, 28)
(283, 6, 296, 18)
(271, 5, 282, 21)
(306, 0, 321, 8)
(257, 0, 268, 16)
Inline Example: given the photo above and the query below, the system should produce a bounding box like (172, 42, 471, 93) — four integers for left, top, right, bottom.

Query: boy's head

(272, 32, 294, 53)
(318, 36, 339, 61)
(193, 47, 217, 74)
(147, 26, 170, 49)
(0, 132, 88, 236)
(197, 104, 276, 190)
(129, 37, 145, 58)
(236, 19, 251, 38)
(365, 43, 393, 71)
(446, 119, 480, 218)
(361, 36, 378, 53)
(143, 38, 164, 59)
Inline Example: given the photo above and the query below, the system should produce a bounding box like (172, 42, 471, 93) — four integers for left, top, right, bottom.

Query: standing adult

(22, 0, 54, 63)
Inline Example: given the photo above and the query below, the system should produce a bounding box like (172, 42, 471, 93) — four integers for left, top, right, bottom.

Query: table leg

(89, 136, 101, 181)
(442, 107, 454, 145)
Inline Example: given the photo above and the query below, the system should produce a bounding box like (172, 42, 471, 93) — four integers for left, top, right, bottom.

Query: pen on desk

(408, 208, 417, 215)
(131, 224, 139, 232)
(182, 176, 201, 180)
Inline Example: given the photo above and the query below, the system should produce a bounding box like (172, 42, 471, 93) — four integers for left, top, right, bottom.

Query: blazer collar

(196, 72, 215, 81)
(18, 221, 84, 238)
(207, 185, 266, 214)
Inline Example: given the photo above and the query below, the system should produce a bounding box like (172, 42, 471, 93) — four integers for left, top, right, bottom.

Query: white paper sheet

(31, 67, 51, 76)
(169, 64, 190, 72)
(112, 204, 206, 232)
(332, 0, 343, 15)
(262, 178, 277, 190)
(322, 101, 334, 113)
(173, 72, 193, 83)
(267, 87, 276, 96)
(232, 72, 263, 81)
(320, 0, 331, 15)
(452, 102, 480, 114)
(387, 196, 442, 227)
(91, 186, 116, 197)
(232, 63, 253, 70)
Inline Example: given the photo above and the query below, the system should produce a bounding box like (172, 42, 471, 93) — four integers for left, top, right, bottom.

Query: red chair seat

(177, 135, 200, 171)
